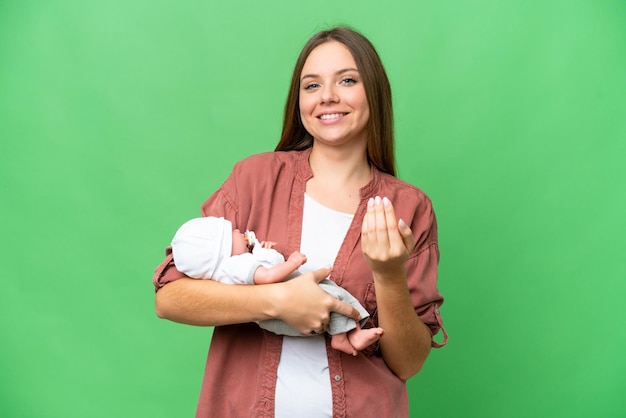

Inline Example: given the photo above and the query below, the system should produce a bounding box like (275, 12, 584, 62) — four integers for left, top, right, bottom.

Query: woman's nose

(320, 84, 339, 104)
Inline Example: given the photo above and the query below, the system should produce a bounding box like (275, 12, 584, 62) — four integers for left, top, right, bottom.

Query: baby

(171, 216, 384, 356)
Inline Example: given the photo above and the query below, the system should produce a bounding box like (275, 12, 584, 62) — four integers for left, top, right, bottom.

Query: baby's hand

(287, 251, 307, 267)
(260, 241, 277, 249)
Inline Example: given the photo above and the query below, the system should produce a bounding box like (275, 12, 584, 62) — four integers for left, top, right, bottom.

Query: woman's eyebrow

(300, 68, 359, 82)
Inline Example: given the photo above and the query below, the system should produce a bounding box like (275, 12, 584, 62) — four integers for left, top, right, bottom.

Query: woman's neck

(305, 144, 371, 214)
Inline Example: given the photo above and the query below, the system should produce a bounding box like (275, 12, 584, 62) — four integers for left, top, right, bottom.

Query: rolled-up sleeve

(153, 246, 186, 292)
(406, 198, 448, 348)
(152, 169, 241, 293)
(408, 243, 448, 347)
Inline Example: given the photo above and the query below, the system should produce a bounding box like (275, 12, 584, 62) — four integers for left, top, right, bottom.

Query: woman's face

(299, 41, 370, 148)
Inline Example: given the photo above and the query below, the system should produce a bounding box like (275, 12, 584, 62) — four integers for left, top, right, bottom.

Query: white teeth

(319, 113, 345, 120)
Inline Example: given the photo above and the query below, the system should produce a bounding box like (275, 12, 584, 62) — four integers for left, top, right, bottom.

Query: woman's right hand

(271, 267, 361, 335)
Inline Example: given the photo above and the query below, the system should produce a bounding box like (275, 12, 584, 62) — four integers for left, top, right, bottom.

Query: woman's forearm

(360, 196, 433, 380)
(154, 268, 358, 331)
(375, 272, 432, 381)
(155, 278, 278, 326)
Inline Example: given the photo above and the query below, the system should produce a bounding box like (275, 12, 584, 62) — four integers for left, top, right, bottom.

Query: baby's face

(231, 229, 250, 255)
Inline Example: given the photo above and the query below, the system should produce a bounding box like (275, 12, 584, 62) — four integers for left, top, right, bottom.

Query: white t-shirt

(274, 193, 354, 418)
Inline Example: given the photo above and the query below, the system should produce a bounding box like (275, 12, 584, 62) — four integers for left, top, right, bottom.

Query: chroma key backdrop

(1, 1, 624, 417)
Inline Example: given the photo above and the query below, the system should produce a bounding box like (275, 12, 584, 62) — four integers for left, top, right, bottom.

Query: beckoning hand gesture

(361, 196, 416, 280)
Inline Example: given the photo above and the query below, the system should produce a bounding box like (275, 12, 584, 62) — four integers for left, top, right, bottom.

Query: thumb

(398, 219, 416, 251)
(311, 265, 332, 283)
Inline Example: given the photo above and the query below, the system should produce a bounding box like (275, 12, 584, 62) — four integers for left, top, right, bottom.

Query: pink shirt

(153, 148, 448, 418)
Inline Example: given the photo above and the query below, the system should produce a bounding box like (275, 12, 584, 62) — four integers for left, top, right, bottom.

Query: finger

(382, 197, 398, 231)
(373, 196, 390, 247)
(311, 266, 332, 283)
(398, 218, 416, 252)
(331, 299, 361, 322)
(308, 323, 326, 335)
(382, 197, 404, 249)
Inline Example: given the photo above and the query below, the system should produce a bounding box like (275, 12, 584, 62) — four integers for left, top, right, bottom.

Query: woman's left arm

(361, 196, 432, 381)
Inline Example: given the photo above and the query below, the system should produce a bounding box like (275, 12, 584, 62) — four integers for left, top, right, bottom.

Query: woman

(153, 26, 447, 417)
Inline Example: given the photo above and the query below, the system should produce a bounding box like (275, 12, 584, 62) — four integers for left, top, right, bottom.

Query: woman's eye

(303, 83, 320, 90)
(341, 78, 357, 85)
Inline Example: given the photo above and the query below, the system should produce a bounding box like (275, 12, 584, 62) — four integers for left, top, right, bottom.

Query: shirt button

(334, 375, 341, 381)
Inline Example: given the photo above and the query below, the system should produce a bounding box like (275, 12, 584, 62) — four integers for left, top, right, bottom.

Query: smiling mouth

(319, 113, 347, 120)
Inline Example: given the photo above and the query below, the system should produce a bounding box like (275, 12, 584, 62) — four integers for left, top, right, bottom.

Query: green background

(1, 0, 625, 417)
